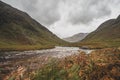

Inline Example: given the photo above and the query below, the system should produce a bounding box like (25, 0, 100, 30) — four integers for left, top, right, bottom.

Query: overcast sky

(2, 0, 120, 38)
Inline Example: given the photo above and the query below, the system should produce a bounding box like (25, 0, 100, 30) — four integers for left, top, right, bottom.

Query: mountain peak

(63, 33, 88, 42)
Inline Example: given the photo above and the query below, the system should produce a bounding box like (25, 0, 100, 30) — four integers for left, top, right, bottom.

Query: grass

(31, 48, 120, 80)
(0, 35, 69, 51)
(8, 76, 15, 80)
(0, 44, 55, 51)
(72, 39, 120, 49)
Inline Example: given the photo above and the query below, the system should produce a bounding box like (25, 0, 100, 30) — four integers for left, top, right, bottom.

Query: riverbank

(0, 45, 55, 52)
(1, 47, 120, 80)
(0, 46, 87, 80)
(33, 48, 120, 80)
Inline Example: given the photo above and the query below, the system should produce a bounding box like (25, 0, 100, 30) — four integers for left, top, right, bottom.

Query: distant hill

(63, 33, 88, 42)
(0, 1, 66, 51)
(80, 15, 120, 48)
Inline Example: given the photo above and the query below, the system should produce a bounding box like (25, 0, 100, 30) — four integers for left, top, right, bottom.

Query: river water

(0, 46, 93, 79)
(0, 46, 93, 61)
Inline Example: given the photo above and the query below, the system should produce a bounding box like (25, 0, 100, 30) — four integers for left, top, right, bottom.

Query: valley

(0, 1, 120, 80)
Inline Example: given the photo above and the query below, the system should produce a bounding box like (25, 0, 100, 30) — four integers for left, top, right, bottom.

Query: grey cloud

(67, 0, 112, 25)
(21, 0, 61, 26)
(21, 0, 38, 12)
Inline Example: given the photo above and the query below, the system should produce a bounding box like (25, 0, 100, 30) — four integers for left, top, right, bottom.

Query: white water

(1, 46, 93, 60)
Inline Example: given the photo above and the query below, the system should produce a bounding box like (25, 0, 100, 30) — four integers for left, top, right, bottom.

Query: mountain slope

(63, 33, 88, 42)
(0, 1, 66, 51)
(80, 15, 120, 48)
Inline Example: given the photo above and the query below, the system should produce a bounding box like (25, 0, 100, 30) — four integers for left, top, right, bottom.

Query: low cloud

(21, 0, 38, 12)
(67, 0, 112, 24)
(21, 0, 61, 26)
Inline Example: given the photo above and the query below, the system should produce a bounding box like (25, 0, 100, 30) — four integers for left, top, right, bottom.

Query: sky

(2, 0, 120, 38)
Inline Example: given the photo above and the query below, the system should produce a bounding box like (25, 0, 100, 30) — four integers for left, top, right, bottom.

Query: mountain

(63, 33, 88, 42)
(0, 1, 66, 51)
(80, 15, 120, 48)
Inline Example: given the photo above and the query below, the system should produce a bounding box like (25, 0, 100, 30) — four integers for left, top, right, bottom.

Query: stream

(0, 46, 93, 79)
(0, 46, 93, 61)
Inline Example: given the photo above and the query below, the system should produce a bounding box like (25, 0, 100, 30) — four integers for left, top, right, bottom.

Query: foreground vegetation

(1, 47, 120, 80)
(32, 48, 120, 80)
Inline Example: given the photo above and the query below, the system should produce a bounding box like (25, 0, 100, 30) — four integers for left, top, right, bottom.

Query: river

(0, 46, 93, 61)
(0, 46, 93, 79)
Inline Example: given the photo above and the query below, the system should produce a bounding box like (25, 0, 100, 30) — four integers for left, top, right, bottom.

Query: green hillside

(0, 1, 67, 51)
(79, 15, 120, 48)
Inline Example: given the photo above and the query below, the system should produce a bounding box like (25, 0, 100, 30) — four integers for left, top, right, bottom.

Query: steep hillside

(0, 1, 66, 51)
(80, 15, 120, 48)
(63, 33, 88, 42)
